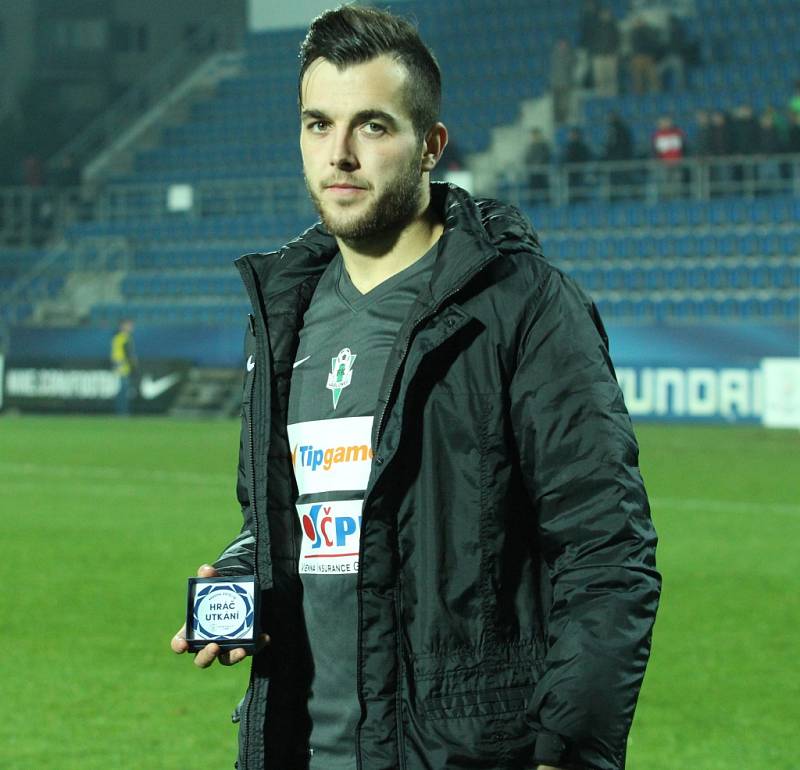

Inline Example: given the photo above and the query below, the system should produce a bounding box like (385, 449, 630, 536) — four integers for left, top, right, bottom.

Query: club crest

(326, 347, 357, 409)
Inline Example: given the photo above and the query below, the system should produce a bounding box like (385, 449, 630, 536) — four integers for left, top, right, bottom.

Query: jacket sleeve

(213, 327, 257, 577)
(212, 413, 257, 576)
(508, 268, 661, 770)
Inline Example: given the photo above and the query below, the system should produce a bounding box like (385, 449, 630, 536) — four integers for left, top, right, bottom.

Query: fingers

(171, 623, 189, 654)
(218, 647, 249, 666)
(194, 642, 223, 668)
(194, 634, 272, 668)
(196, 563, 220, 578)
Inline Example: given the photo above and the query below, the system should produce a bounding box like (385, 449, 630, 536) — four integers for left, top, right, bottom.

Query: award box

(186, 575, 259, 652)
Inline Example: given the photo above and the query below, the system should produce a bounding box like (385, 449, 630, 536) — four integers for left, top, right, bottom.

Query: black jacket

(215, 183, 660, 770)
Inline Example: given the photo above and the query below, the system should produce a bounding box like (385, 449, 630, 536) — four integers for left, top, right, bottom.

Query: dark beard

(306, 156, 423, 243)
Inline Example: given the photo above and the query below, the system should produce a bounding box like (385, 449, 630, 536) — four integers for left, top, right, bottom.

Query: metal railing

(3, 154, 800, 250)
(95, 177, 314, 223)
(503, 153, 800, 209)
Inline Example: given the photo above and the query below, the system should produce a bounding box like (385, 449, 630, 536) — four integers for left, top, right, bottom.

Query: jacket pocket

(421, 683, 531, 721)
(406, 674, 538, 767)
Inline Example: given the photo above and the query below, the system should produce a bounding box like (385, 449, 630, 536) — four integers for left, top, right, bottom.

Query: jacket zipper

(372, 255, 497, 452)
(243, 312, 260, 770)
(360, 253, 499, 770)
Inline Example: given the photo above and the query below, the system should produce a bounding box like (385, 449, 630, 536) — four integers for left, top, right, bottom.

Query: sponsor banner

(616, 365, 763, 423)
(287, 416, 374, 495)
(2, 359, 190, 414)
(297, 499, 362, 575)
(761, 358, 800, 429)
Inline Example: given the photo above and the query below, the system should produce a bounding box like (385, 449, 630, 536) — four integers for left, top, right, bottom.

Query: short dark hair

(298, 5, 441, 139)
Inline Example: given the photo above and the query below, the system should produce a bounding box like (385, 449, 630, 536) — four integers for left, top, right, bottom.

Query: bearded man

(173, 7, 660, 770)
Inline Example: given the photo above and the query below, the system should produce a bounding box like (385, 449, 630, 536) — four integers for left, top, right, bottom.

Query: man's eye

(364, 122, 386, 134)
(308, 121, 329, 132)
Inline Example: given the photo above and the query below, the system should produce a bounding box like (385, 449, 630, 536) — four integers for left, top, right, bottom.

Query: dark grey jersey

(287, 246, 436, 768)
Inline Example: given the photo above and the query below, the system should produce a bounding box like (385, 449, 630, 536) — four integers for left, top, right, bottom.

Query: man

(172, 7, 660, 770)
(652, 115, 686, 198)
(562, 126, 594, 202)
(524, 127, 553, 203)
(549, 39, 575, 124)
(587, 7, 620, 97)
(602, 112, 634, 200)
(110, 318, 137, 415)
(628, 16, 662, 94)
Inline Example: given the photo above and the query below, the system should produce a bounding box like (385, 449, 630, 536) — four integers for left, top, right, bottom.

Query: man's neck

(337, 205, 444, 295)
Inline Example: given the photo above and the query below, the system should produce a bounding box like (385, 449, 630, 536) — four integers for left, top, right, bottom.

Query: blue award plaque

(186, 576, 259, 652)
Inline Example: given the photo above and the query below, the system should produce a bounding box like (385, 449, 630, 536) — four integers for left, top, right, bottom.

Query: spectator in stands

(784, 111, 800, 183)
(110, 319, 138, 416)
(730, 104, 759, 155)
(604, 111, 634, 161)
(550, 38, 576, 124)
(706, 109, 732, 195)
(757, 109, 784, 193)
(563, 126, 593, 201)
(172, 10, 659, 770)
(657, 14, 690, 91)
(789, 79, 800, 120)
(788, 110, 800, 152)
(629, 17, 662, 94)
(693, 110, 712, 156)
(524, 127, 553, 202)
(763, 104, 790, 147)
(577, 0, 602, 87)
(729, 104, 760, 187)
(602, 112, 634, 199)
(758, 109, 784, 155)
(707, 110, 730, 154)
(587, 7, 621, 96)
(652, 115, 685, 197)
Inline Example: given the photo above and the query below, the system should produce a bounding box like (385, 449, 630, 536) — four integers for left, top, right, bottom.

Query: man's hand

(171, 564, 270, 668)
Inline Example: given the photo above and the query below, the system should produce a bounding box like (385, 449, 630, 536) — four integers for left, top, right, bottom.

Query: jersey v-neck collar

(334, 244, 438, 314)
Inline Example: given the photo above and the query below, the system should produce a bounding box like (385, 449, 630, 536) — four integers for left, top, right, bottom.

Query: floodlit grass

(1, 416, 798, 769)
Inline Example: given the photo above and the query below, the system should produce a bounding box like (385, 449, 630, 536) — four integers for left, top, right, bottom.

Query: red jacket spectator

(653, 116, 685, 163)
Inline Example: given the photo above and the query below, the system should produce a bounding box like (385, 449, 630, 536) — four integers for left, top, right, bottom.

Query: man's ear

(421, 122, 448, 172)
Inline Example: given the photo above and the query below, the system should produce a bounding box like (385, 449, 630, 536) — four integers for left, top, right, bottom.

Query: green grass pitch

(1, 416, 798, 769)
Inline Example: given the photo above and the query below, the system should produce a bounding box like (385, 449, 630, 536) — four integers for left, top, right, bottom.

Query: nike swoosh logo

(246, 355, 255, 372)
(139, 373, 181, 399)
(293, 355, 311, 369)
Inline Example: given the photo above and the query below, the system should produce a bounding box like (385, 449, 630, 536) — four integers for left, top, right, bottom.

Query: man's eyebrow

(352, 109, 399, 129)
(301, 109, 328, 122)
(300, 108, 400, 129)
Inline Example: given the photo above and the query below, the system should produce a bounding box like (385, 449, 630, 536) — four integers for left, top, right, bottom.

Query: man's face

(300, 55, 427, 243)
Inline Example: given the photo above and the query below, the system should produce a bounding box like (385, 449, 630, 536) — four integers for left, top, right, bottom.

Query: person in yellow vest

(110, 319, 137, 415)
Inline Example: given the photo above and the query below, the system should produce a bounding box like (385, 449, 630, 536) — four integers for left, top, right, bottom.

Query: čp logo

(301, 504, 361, 550)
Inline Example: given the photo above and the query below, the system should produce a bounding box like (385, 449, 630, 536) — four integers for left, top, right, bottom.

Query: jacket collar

(236, 182, 542, 309)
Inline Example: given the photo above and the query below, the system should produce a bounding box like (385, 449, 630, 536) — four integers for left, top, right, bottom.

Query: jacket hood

(235, 182, 544, 306)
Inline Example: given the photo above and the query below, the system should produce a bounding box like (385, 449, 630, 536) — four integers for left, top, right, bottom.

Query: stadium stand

(1, 0, 798, 340)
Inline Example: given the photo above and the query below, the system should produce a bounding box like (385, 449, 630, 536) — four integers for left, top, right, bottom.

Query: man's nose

(330, 130, 358, 169)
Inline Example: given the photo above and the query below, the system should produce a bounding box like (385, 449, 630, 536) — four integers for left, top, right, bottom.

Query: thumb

(197, 563, 220, 578)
